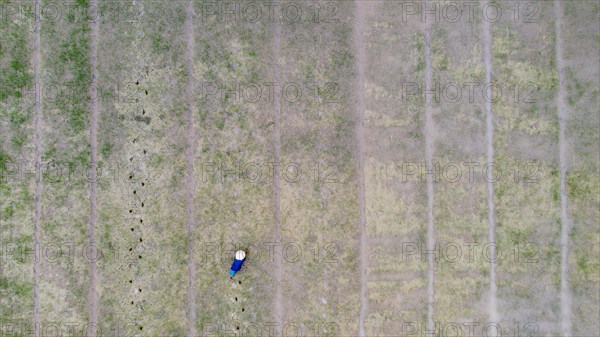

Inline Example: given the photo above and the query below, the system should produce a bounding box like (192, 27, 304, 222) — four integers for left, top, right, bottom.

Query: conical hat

(235, 250, 246, 260)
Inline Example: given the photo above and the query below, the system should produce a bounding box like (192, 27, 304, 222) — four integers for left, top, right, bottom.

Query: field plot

(96, 1, 189, 335)
(560, 1, 600, 335)
(360, 2, 429, 334)
(190, 1, 277, 334)
(428, 15, 489, 328)
(277, 2, 360, 335)
(38, 0, 91, 329)
(490, 2, 565, 334)
(0, 1, 598, 337)
(486, 2, 562, 334)
(0, 3, 34, 332)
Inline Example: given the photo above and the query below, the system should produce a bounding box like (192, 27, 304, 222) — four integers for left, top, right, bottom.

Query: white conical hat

(235, 250, 246, 260)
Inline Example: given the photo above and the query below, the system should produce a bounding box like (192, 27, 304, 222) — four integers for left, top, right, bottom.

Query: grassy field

(0, 1, 598, 336)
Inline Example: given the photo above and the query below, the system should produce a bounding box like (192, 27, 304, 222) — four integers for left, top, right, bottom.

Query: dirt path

(184, 1, 197, 336)
(423, 28, 436, 332)
(272, 15, 283, 331)
(32, 0, 42, 334)
(352, 1, 368, 336)
(482, 11, 498, 324)
(87, 1, 99, 335)
(554, 1, 572, 335)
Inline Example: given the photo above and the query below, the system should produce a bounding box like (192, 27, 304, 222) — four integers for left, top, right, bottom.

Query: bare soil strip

(272, 16, 283, 330)
(353, 2, 368, 336)
(88, 1, 99, 335)
(482, 10, 498, 323)
(423, 28, 436, 332)
(554, 1, 572, 334)
(33, 0, 42, 334)
(185, 1, 197, 335)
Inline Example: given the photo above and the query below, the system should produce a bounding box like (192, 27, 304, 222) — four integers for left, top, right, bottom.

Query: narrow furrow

(32, 0, 42, 334)
(554, 1, 572, 335)
(353, 1, 368, 336)
(185, 0, 197, 335)
(482, 8, 498, 323)
(87, 0, 100, 334)
(423, 28, 436, 332)
(272, 15, 283, 329)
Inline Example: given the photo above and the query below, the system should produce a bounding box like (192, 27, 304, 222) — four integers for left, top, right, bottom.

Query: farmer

(230, 250, 246, 277)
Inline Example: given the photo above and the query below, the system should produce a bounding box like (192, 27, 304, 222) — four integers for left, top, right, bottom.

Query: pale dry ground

(554, 1, 573, 334)
(423, 26, 436, 334)
(482, 3, 498, 324)
(32, 0, 42, 334)
(185, 0, 197, 335)
(352, 1, 369, 336)
(87, 1, 100, 335)
(272, 7, 283, 330)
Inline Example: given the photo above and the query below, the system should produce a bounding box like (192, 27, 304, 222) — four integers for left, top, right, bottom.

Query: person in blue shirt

(230, 250, 246, 277)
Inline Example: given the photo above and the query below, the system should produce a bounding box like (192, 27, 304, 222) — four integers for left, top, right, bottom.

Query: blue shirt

(231, 258, 245, 272)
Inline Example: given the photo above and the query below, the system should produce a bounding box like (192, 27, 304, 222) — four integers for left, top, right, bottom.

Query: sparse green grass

(43, 1, 91, 134)
(0, 5, 35, 327)
(0, 26, 31, 100)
